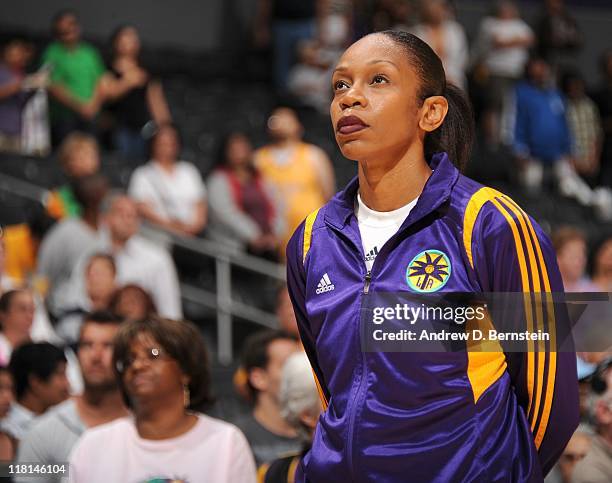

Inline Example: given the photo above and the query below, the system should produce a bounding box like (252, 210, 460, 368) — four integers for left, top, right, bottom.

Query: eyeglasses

(115, 347, 167, 373)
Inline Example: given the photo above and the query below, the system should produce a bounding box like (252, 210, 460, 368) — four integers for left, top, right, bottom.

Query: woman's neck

(135, 399, 196, 440)
(155, 158, 175, 172)
(358, 147, 432, 212)
(254, 393, 297, 438)
(231, 164, 252, 182)
(273, 138, 299, 149)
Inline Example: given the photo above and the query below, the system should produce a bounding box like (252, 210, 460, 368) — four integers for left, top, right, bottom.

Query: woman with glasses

(68, 317, 256, 482)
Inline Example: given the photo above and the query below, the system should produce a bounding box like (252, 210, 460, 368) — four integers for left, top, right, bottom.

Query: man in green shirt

(41, 10, 105, 145)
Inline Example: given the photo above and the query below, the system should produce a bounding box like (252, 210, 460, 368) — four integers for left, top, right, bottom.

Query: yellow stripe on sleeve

(257, 463, 270, 483)
(302, 209, 320, 264)
(463, 188, 555, 448)
(463, 187, 499, 269)
(501, 195, 557, 449)
(496, 196, 546, 432)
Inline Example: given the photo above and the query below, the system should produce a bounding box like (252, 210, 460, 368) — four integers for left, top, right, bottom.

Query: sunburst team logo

(406, 249, 451, 292)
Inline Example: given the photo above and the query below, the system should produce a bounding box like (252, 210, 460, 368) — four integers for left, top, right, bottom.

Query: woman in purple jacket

(285, 31, 579, 482)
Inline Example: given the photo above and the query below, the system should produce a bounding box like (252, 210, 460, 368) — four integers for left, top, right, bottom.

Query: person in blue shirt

(286, 31, 579, 482)
(513, 57, 572, 189)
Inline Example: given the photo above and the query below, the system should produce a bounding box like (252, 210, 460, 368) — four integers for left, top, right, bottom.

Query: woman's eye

(333, 80, 348, 91)
(372, 75, 388, 84)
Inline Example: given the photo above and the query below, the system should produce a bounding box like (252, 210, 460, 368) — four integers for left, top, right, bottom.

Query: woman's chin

(339, 140, 370, 161)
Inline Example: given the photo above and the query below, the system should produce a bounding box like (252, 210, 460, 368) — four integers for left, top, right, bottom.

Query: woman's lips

(337, 115, 368, 135)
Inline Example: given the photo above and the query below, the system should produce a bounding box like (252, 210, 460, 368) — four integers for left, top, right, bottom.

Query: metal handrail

(0, 171, 286, 364)
(141, 224, 286, 364)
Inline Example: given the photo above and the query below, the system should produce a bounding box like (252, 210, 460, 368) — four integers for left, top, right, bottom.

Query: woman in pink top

(69, 317, 256, 483)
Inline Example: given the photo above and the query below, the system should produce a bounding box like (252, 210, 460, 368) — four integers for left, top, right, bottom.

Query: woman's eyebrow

(367, 59, 399, 69)
(333, 59, 398, 75)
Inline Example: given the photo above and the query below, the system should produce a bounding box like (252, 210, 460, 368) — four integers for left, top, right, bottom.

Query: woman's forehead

(131, 331, 159, 349)
(335, 34, 405, 71)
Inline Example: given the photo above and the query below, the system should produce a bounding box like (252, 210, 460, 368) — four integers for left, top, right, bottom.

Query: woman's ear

(418, 95, 448, 133)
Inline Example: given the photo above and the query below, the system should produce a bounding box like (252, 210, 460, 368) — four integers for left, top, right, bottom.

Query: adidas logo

(316, 273, 335, 294)
(365, 246, 379, 262)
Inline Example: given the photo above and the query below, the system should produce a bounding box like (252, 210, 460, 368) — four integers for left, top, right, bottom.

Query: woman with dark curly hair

(68, 317, 256, 482)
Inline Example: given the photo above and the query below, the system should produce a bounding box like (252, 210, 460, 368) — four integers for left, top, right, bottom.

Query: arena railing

(0, 172, 285, 365)
(139, 224, 285, 365)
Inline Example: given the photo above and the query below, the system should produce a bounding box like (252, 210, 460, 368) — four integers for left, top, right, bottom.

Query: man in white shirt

(15, 312, 128, 483)
(61, 192, 182, 320)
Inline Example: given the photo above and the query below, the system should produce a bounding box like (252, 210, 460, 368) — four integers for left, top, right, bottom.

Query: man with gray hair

(573, 359, 612, 482)
(59, 191, 182, 321)
(258, 351, 322, 481)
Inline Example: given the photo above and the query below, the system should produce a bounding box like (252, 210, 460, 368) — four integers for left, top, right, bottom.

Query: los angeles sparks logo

(406, 249, 451, 292)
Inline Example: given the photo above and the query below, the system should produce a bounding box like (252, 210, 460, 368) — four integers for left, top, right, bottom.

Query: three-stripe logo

(315, 273, 335, 294)
(365, 246, 379, 262)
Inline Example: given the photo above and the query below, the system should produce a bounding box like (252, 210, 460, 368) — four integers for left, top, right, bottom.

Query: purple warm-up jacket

(286, 152, 579, 483)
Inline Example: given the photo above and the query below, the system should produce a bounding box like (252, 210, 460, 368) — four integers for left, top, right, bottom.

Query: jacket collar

(325, 152, 459, 230)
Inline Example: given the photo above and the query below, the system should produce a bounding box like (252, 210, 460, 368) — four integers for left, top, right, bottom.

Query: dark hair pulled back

(380, 30, 474, 171)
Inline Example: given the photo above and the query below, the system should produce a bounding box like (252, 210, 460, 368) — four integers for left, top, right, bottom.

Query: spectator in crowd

(0, 38, 47, 153)
(258, 351, 321, 482)
(128, 123, 207, 237)
(471, 1, 533, 147)
(288, 12, 350, 113)
(46, 132, 102, 220)
(207, 131, 282, 258)
(109, 284, 156, 321)
(536, 0, 581, 70)
(42, 10, 105, 145)
(572, 359, 612, 482)
(255, 107, 334, 255)
(562, 70, 603, 183)
(592, 237, 612, 292)
(2, 343, 70, 441)
(0, 366, 15, 460)
(410, 0, 468, 90)
(0, 241, 17, 293)
(66, 192, 182, 319)
(593, 50, 612, 189)
(513, 57, 572, 189)
(15, 312, 127, 482)
(232, 287, 300, 403)
(234, 330, 301, 466)
(552, 226, 599, 292)
(1, 206, 55, 285)
(55, 254, 117, 344)
(1, 254, 60, 349)
(0, 289, 35, 366)
(546, 426, 592, 483)
(253, 0, 321, 93)
(102, 25, 171, 158)
(38, 173, 109, 313)
(69, 317, 256, 482)
(371, 0, 415, 32)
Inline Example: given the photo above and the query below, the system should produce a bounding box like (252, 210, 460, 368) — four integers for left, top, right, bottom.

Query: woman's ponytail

(381, 30, 475, 172)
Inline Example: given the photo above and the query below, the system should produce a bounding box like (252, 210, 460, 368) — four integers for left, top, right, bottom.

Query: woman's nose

(340, 85, 367, 110)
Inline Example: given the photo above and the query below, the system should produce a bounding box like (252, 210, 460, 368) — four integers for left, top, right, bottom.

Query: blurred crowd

(0, 1, 609, 482)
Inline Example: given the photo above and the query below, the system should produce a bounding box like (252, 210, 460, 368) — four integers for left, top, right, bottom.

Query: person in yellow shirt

(254, 107, 335, 255)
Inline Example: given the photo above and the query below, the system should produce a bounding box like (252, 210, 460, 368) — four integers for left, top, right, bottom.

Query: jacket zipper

(346, 268, 373, 480)
(363, 271, 372, 294)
